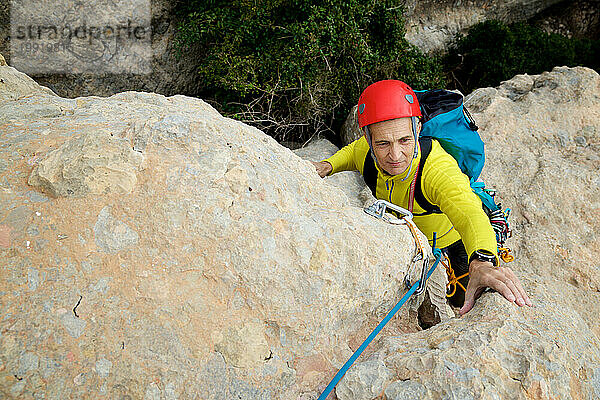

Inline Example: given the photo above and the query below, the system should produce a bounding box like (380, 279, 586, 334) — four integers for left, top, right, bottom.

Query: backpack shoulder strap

(414, 137, 442, 215)
(363, 150, 378, 197)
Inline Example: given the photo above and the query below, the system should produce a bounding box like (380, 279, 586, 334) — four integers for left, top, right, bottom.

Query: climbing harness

(317, 201, 443, 400)
(441, 204, 514, 298)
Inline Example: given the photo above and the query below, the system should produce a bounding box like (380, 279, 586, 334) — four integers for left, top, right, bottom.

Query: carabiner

(404, 253, 430, 295)
(364, 199, 413, 221)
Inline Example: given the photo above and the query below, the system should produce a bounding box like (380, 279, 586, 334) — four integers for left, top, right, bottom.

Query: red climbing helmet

(357, 80, 421, 128)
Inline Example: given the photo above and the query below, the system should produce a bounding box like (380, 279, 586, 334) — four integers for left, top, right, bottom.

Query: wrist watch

(469, 249, 498, 266)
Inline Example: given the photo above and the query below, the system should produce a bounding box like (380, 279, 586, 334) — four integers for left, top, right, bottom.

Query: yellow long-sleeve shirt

(324, 136, 498, 262)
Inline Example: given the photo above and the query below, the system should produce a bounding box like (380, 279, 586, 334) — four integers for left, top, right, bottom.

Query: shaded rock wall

(531, 0, 600, 39)
(403, 0, 565, 53)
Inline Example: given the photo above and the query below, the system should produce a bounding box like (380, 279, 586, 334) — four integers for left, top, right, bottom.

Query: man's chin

(385, 164, 408, 176)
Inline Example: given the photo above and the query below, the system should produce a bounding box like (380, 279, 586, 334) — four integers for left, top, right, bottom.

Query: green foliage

(174, 0, 445, 143)
(445, 20, 600, 94)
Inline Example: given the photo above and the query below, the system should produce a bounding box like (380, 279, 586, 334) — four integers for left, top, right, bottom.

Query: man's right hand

(311, 161, 333, 178)
(459, 260, 532, 316)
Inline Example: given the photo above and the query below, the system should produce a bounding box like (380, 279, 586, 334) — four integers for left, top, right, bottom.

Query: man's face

(369, 117, 419, 176)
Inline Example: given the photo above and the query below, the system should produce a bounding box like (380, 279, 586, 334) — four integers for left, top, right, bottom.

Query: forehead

(369, 118, 413, 141)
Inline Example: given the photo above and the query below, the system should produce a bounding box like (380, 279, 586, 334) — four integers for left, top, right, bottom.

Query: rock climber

(311, 80, 532, 315)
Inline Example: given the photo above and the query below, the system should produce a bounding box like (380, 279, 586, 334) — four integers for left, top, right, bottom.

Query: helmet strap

(411, 116, 419, 158)
(397, 117, 419, 182)
(364, 126, 378, 168)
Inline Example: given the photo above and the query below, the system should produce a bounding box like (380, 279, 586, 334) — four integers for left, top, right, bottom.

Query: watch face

(472, 251, 497, 266)
(479, 253, 496, 266)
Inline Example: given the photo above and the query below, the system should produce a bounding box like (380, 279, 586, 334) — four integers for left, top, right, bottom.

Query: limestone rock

(340, 104, 362, 146)
(93, 206, 140, 254)
(293, 138, 372, 208)
(0, 63, 56, 103)
(530, 0, 600, 39)
(213, 320, 270, 369)
(2, 59, 599, 399)
(28, 132, 144, 198)
(498, 73, 535, 101)
(384, 379, 427, 400)
(0, 62, 447, 399)
(335, 359, 393, 399)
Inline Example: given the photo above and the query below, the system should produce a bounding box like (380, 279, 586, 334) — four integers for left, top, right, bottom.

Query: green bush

(174, 0, 445, 143)
(444, 20, 600, 94)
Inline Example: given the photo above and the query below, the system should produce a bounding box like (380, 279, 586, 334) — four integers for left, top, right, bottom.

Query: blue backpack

(363, 89, 512, 257)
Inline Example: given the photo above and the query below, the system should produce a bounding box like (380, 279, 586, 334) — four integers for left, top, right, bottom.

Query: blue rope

(317, 247, 443, 400)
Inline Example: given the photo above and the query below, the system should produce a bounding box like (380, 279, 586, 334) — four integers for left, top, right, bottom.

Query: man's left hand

(460, 260, 533, 315)
(311, 161, 333, 178)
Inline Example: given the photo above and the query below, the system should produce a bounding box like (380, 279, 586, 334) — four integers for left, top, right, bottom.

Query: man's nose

(389, 143, 401, 160)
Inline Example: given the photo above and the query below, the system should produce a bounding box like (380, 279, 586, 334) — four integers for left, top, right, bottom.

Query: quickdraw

(364, 199, 430, 295)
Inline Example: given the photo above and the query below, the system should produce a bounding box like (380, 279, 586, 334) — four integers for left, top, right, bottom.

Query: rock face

(335, 66, 600, 399)
(403, 0, 565, 53)
(0, 59, 450, 399)
(28, 132, 144, 198)
(292, 139, 372, 208)
(531, 0, 600, 40)
(1, 57, 599, 399)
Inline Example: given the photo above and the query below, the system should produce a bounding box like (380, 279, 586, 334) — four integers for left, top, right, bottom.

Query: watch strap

(469, 249, 498, 266)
